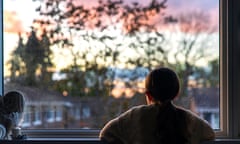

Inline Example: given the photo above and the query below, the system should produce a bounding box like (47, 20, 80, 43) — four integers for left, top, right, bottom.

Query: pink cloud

(4, 11, 24, 33)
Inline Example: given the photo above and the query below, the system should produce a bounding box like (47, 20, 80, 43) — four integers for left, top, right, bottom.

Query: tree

(8, 28, 54, 87)
(38, 29, 54, 86)
(192, 58, 219, 88)
(31, 0, 167, 97)
(162, 11, 219, 97)
(207, 59, 219, 87)
(8, 33, 25, 82)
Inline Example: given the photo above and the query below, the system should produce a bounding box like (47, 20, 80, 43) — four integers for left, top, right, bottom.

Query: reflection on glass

(3, 0, 219, 129)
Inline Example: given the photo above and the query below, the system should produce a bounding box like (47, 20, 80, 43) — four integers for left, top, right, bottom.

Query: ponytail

(145, 67, 189, 143)
(155, 102, 188, 144)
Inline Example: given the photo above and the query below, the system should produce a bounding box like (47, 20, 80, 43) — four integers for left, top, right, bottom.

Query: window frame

(1, 0, 240, 140)
(226, 0, 240, 138)
(0, 0, 3, 96)
(215, 0, 228, 137)
(215, 0, 240, 138)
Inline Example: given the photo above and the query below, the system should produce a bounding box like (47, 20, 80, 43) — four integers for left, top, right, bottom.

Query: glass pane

(3, 0, 219, 129)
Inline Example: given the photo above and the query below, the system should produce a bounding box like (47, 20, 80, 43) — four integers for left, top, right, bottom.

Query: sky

(3, 0, 219, 98)
(4, 0, 219, 34)
(3, 0, 219, 75)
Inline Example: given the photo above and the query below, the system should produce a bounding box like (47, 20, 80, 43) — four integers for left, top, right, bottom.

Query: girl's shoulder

(175, 105, 200, 119)
(175, 105, 212, 129)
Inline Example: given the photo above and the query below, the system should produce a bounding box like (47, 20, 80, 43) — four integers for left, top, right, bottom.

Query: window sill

(0, 139, 102, 144)
(1, 139, 240, 144)
(8, 129, 239, 143)
(22, 129, 100, 139)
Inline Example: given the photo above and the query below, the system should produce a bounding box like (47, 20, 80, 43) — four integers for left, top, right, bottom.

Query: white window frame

(1, 0, 240, 141)
(216, 0, 240, 139)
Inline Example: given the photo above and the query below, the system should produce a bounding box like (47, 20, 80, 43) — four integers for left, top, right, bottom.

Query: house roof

(4, 83, 66, 105)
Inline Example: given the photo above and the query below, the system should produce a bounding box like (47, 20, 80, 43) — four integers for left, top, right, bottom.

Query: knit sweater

(99, 104, 215, 144)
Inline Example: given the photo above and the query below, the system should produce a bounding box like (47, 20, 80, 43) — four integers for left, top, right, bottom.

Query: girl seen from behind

(99, 67, 215, 144)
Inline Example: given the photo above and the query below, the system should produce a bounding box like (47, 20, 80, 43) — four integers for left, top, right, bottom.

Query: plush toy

(0, 91, 25, 140)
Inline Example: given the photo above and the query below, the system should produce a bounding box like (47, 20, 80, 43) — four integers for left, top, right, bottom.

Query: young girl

(99, 67, 215, 144)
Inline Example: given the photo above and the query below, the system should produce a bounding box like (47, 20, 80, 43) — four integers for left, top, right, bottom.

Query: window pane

(3, 0, 219, 129)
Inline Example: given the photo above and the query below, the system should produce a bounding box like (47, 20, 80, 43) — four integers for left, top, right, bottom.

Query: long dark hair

(145, 67, 189, 144)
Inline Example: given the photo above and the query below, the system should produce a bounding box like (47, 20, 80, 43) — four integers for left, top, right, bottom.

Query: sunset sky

(3, 0, 219, 95)
(3, 0, 219, 98)
(3, 0, 219, 61)
(4, 0, 219, 34)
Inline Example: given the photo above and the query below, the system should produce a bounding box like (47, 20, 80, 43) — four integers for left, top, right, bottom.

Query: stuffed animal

(0, 91, 25, 139)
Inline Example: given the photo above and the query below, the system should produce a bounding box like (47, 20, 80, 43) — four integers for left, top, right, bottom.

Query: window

(22, 106, 31, 128)
(33, 106, 42, 126)
(3, 0, 219, 128)
(46, 106, 55, 123)
(2, 0, 240, 140)
(56, 106, 63, 122)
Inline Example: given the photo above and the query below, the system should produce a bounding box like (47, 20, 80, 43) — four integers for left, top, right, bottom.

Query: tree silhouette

(21, 29, 41, 85)
(38, 29, 54, 86)
(8, 28, 54, 87)
(163, 11, 219, 97)
(192, 59, 219, 88)
(30, 0, 167, 97)
(8, 33, 25, 82)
